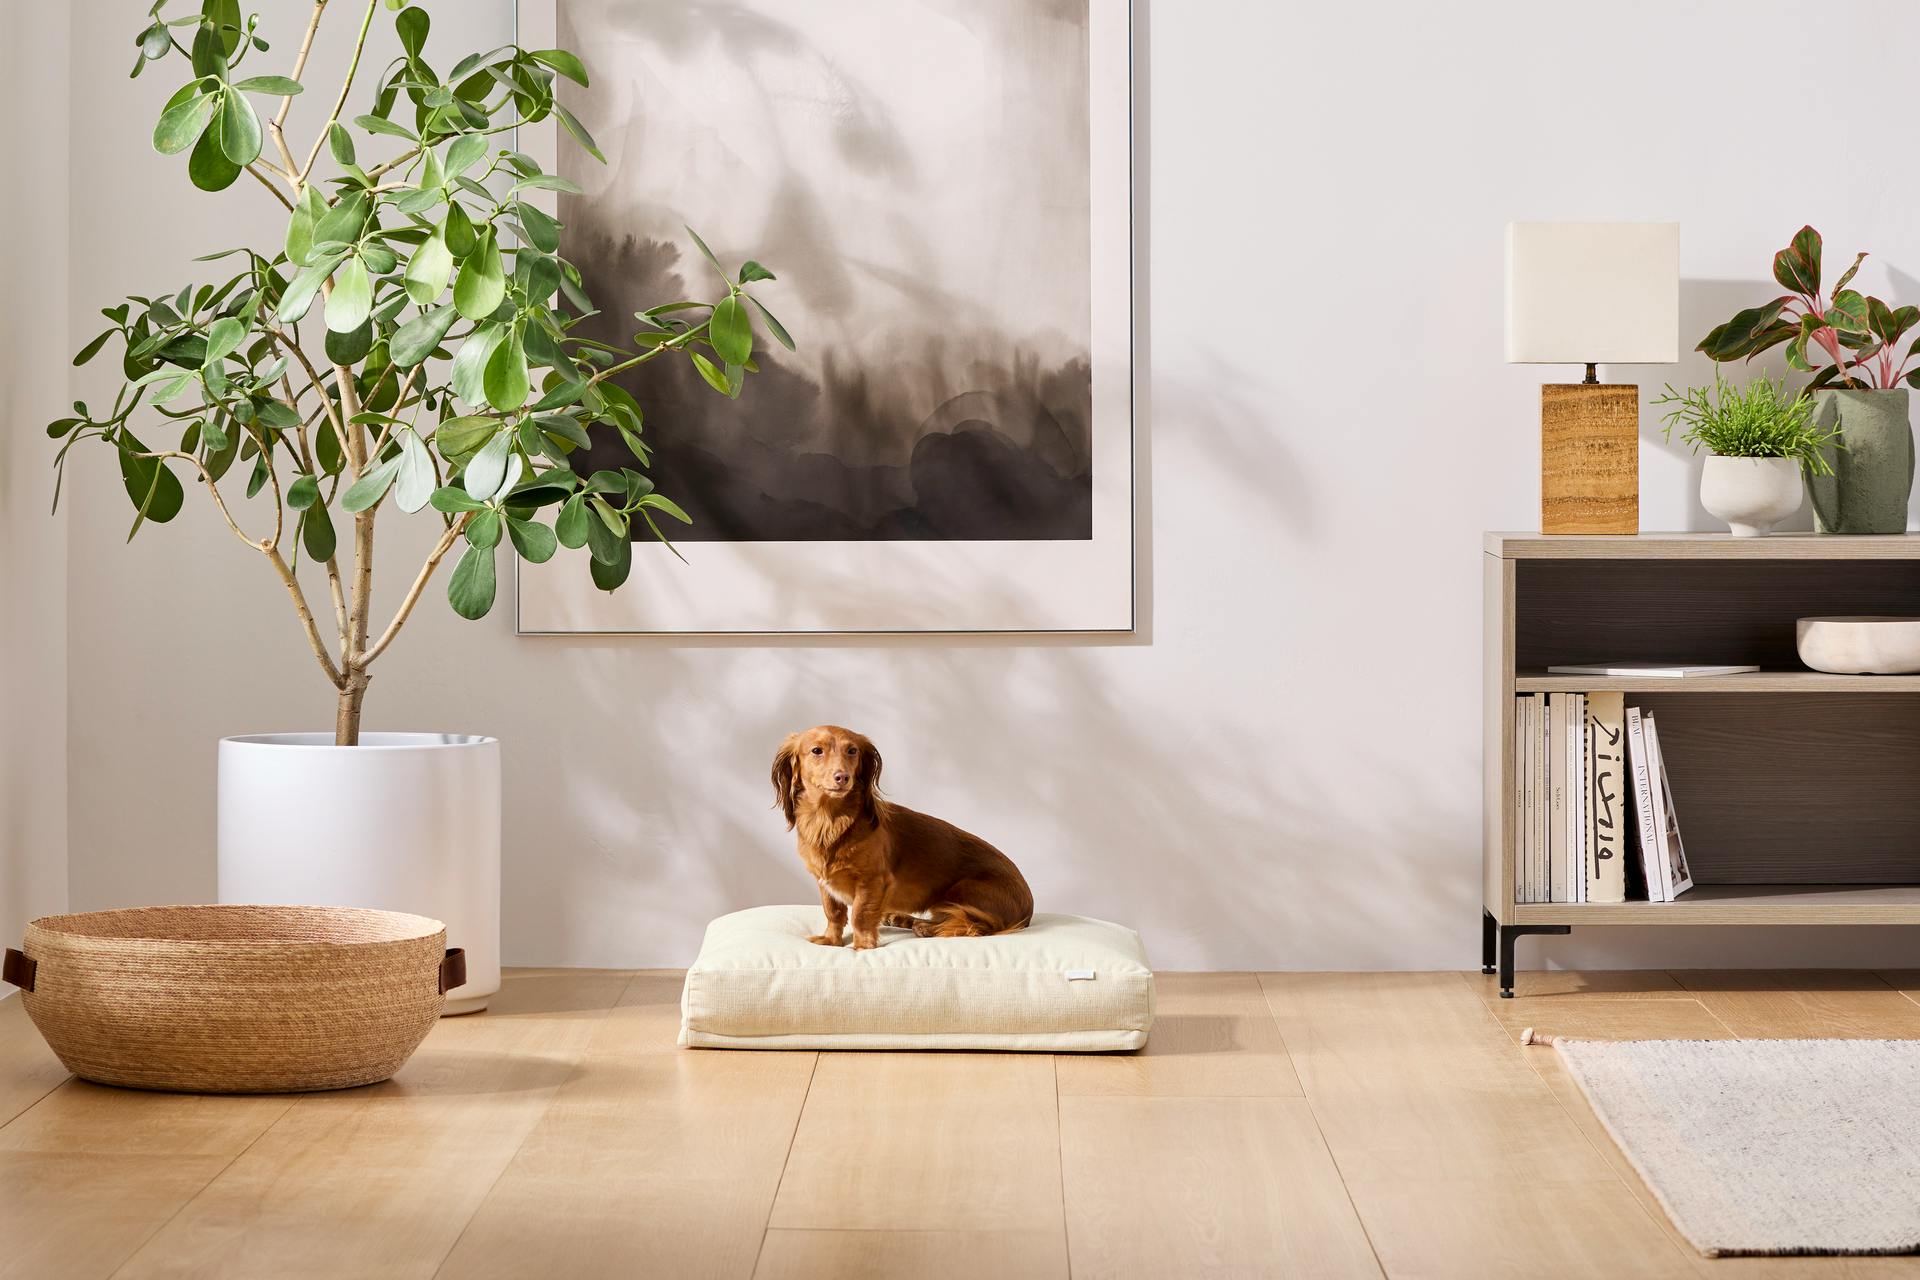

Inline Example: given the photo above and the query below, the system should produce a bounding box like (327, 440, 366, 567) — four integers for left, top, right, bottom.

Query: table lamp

(1506, 222, 1679, 534)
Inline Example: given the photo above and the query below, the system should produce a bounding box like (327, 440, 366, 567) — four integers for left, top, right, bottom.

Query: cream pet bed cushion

(679, 905, 1154, 1051)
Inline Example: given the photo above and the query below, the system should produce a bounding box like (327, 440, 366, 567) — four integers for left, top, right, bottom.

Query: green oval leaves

(154, 90, 218, 155)
(516, 201, 561, 254)
(395, 5, 431, 60)
(451, 321, 506, 404)
(484, 327, 529, 411)
(435, 416, 498, 459)
(444, 202, 478, 258)
(340, 456, 400, 513)
(506, 516, 557, 563)
(394, 431, 436, 514)
(390, 303, 459, 368)
(710, 296, 753, 366)
(554, 494, 591, 548)
(188, 124, 242, 191)
(301, 503, 336, 561)
(117, 430, 184, 539)
(202, 317, 245, 367)
(462, 430, 512, 500)
(313, 192, 370, 251)
(447, 543, 496, 619)
(445, 133, 487, 180)
(328, 121, 355, 166)
(404, 224, 454, 306)
(467, 508, 502, 550)
(217, 88, 263, 166)
(529, 48, 589, 86)
(233, 75, 304, 97)
(453, 227, 505, 321)
(325, 256, 372, 333)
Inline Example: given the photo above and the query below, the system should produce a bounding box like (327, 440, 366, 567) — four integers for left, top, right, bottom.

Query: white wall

(57, 0, 1920, 970)
(0, 4, 71, 952)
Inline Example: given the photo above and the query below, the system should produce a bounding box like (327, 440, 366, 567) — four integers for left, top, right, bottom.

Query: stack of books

(1513, 681, 1703, 904)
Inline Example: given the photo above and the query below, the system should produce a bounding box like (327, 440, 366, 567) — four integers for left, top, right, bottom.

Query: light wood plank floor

(5, 969, 1920, 1279)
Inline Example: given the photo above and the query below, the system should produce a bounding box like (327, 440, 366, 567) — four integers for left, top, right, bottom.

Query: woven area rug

(1552, 1038, 1920, 1256)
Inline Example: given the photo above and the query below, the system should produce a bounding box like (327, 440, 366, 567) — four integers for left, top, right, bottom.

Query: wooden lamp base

(1541, 383, 1638, 534)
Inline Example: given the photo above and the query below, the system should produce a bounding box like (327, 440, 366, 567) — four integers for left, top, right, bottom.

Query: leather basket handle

(3, 949, 36, 993)
(438, 947, 467, 995)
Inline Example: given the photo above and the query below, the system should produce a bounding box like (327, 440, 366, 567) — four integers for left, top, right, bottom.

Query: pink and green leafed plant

(1698, 225, 1920, 391)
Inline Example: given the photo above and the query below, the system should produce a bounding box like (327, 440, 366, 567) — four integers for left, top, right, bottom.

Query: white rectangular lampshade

(1506, 222, 1679, 365)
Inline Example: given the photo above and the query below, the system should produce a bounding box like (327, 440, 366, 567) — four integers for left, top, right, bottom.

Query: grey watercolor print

(556, 0, 1093, 541)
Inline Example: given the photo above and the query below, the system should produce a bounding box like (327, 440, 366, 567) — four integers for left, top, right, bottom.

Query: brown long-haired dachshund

(771, 725, 1034, 949)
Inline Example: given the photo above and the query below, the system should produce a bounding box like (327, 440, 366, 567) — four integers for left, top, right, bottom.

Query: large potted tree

(1699, 226, 1916, 534)
(51, 0, 790, 1010)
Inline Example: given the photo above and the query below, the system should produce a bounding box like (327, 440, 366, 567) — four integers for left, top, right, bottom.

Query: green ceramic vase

(1807, 388, 1915, 534)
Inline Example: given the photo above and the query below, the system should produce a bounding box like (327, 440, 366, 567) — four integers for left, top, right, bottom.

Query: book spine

(1521, 695, 1536, 903)
(1625, 706, 1667, 903)
(1587, 692, 1627, 904)
(1537, 693, 1549, 903)
(1572, 693, 1587, 904)
(1548, 695, 1567, 903)
(1513, 696, 1526, 905)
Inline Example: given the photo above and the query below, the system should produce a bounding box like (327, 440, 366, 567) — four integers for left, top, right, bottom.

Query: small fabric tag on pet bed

(679, 905, 1154, 1052)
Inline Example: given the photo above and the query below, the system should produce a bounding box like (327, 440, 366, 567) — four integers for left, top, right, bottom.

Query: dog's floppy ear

(855, 736, 884, 823)
(771, 733, 802, 829)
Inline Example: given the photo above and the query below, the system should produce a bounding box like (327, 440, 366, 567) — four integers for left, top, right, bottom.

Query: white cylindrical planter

(1700, 455, 1804, 537)
(218, 733, 500, 1015)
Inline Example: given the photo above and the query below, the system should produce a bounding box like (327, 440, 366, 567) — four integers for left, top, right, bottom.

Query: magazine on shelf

(1545, 663, 1761, 678)
(1624, 706, 1668, 901)
(1642, 714, 1694, 900)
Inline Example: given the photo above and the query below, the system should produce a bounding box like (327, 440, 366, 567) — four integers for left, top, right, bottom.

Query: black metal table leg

(1498, 923, 1570, 998)
(1481, 910, 1497, 974)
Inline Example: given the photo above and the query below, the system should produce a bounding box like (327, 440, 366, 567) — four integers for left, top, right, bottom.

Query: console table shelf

(1482, 531, 1920, 995)
(1515, 672, 1920, 693)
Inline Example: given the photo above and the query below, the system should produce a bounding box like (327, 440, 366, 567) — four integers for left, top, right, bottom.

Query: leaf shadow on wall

(502, 368, 1474, 971)
(509, 639, 1474, 971)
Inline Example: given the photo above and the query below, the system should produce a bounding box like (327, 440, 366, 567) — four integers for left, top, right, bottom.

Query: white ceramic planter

(217, 733, 500, 1015)
(1699, 455, 1804, 537)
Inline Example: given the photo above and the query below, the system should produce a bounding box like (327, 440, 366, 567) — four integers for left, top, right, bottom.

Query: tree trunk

(335, 675, 369, 746)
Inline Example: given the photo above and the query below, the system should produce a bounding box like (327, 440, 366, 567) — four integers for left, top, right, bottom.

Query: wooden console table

(1482, 531, 1920, 995)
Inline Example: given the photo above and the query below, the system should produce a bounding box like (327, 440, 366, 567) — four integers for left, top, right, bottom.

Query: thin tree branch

(325, 555, 350, 653)
(246, 162, 295, 211)
(360, 513, 473, 667)
(138, 450, 342, 688)
(267, 547, 346, 687)
(135, 450, 260, 549)
(269, 1, 329, 178)
(365, 146, 422, 182)
(300, 0, 382, 184)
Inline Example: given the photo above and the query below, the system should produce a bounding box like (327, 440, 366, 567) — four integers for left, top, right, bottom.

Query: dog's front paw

(851, 934, 880, 950)
(805, 933, 844, 947)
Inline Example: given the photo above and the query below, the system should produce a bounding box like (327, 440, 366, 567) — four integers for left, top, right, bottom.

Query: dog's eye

(846, 746, 857, 756)
(810, 747, 823, 755)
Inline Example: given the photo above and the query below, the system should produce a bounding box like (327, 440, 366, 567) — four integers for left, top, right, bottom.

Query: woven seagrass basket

(2, 905, 465, 1094)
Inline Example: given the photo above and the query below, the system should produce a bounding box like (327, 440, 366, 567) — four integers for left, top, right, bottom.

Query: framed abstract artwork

(515, 0, 1135, 633)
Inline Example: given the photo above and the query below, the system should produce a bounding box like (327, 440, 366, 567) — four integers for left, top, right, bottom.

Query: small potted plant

(1697, 226, 1916, 533)
(1654, 373, 1839, 536)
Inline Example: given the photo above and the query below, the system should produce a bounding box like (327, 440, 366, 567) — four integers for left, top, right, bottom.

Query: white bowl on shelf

(1796, 617, 1920, 675)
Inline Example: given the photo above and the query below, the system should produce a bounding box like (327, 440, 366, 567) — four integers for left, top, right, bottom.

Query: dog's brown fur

(771, 725, 1034, 949)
